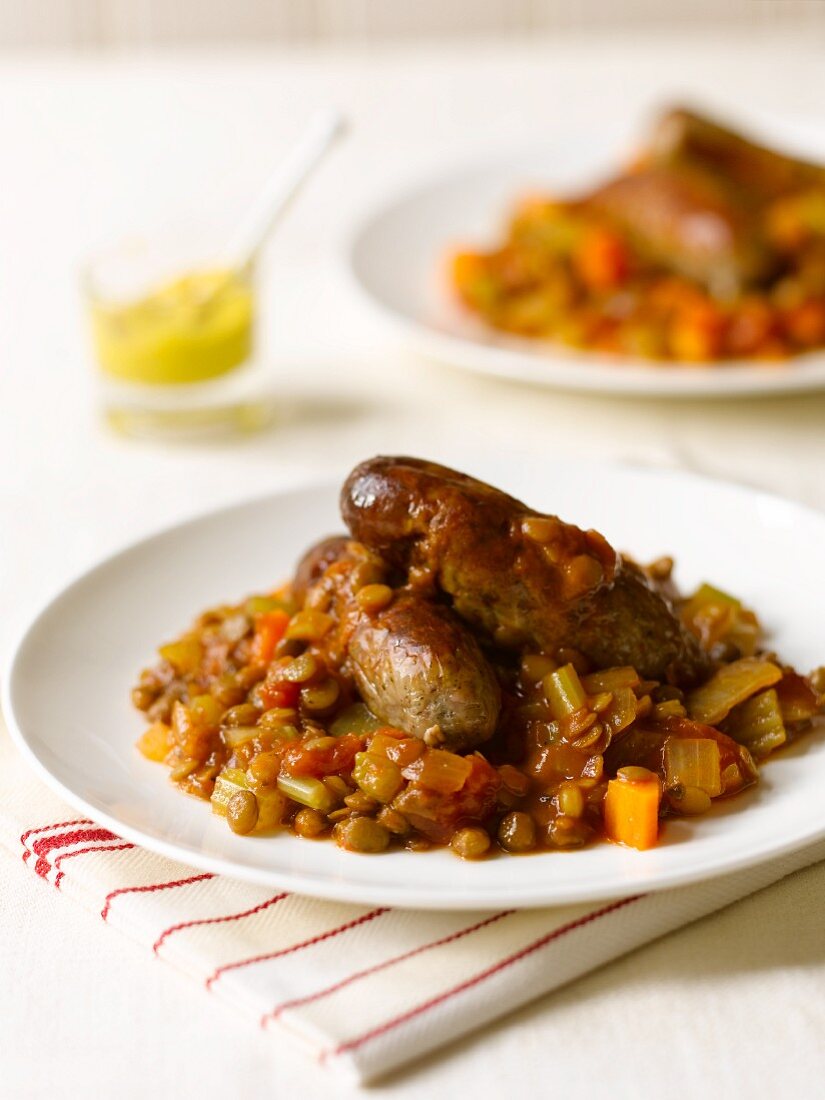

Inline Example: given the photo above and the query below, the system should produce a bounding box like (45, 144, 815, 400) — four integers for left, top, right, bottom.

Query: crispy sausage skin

(293, 537, 501, 751)
(341, 456, 711, 686)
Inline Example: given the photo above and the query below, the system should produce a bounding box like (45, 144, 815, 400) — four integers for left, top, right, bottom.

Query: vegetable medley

(452, 107, 825, 363)
(134, 564, 824, 858)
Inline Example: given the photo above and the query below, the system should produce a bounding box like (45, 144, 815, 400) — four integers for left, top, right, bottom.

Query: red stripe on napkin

(206, 907, 390, 990)
(101, 873, 216, 921)
(30, 826, 118, 878)
(153, 892, 290, 954)
(323, 895, 643, 1061)
(262, 909, 516, 1027)
(20, 819, 93, 861)
(54, 842, 134, 888)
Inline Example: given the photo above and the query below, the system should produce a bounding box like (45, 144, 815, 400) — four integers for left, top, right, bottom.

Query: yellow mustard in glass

(91, 267, 254, 386)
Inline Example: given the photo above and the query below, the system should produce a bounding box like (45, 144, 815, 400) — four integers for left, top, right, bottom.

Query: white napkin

(2, 722, 822, 1084)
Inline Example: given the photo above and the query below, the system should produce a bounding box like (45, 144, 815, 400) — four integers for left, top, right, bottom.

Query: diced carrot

(668, 305, 725, 361)
(604, 770, 661, 850)
(249, 610, 290, 667)
(573, 227, 629, 291)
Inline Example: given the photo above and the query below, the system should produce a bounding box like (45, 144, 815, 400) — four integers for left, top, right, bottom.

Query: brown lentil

(222, 703, 261, 728)
(616, 766, 658, 784)
(333, 815, 391, 853)
(285, 610, 334, 642)
(356, 584, 394, 614)
(668, 785, 712, 815)
(450, 826, 491, 860)
(293, 808, 327, 838)
(227, 789, 259, 835)
(521, 515, 562, 544)
(247, 751, 281, 788)
(344, 790, 379, 814)
(257, 707, 299, 729)
(376, 806, 410, 835)
(556, 782, 585, 818)
(498, 812, 536, 853)
(282, 652, 320, 683)
(301, 678, 341, 713)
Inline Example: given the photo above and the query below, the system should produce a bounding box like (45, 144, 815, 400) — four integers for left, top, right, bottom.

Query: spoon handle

(228, 109, 346, 270)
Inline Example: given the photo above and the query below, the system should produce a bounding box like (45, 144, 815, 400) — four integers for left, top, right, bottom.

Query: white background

(2, 31, 825, 1099)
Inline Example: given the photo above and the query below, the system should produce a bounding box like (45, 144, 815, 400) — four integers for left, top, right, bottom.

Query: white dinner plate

(348, 115, 825, 397)
(4, 456, 825, 909)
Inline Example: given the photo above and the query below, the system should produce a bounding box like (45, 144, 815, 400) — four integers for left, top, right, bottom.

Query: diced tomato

(775, 670, 822, 723)
(282, 732, 365, 779)
(391, 754, 501, 843)
(258, 678, 301, 710)
(783, 300, 825, 347)
(368, 729, 423, 768)
(249, 610, 290, 668)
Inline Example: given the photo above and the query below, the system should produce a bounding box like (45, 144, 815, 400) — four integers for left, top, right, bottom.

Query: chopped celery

(725, 688, 786, 758)
(687, 658, 782, 726)
(684, 583, 741, 615)
(664, 738, 722, 797)
(543, 663, 588, 719)
(276, 774, 336, 813)
(211, 768, 249, 817)
(221, 725, 260, 750)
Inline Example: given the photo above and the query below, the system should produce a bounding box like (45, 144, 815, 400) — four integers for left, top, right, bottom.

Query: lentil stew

(133, 458, 825, 858)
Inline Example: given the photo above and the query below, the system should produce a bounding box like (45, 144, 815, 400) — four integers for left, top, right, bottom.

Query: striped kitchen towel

(2, 723, 823, 1084)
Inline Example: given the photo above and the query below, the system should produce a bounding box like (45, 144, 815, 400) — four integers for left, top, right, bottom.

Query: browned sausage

(584, 163, 772, 293)
(341, 456, 711, 686)
(295, 537, 501, 751)
(348, 593, 500, 751)
(646, 106, 825, 204)
(292, 535, 351, 607)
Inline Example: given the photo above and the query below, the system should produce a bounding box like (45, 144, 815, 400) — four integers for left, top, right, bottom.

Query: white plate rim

(4, 465, 825, 910)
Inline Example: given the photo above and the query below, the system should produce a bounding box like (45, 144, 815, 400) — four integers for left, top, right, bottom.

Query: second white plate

(348, 119, 825, 397)
(5, 457, 825, 909)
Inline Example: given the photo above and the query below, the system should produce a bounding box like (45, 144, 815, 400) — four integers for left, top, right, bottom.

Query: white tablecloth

(2, 32, 825, 1098)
